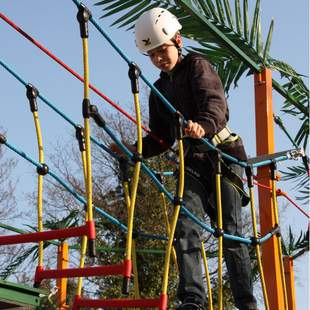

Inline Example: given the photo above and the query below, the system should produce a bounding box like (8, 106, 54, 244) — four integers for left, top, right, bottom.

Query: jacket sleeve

(189, 58, 228, 138)
(140, 90, 175, 158)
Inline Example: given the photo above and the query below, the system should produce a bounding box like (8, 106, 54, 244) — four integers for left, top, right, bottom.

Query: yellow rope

(271, 178, 288, 310)
(160, 192, 178, 272)
(215, 173, 223, 310)
(33, 111, 44, 267)
(125, 92, 142, 262)
(123, 180, 140, 299)
(201, 241, 213, 310)
(76, 36, 93, 297)
(248, 186, 270, 309)
(161, 138, 184, 295)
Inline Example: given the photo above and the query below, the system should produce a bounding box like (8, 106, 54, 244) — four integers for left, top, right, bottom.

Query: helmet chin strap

(171, 39, 182, 56)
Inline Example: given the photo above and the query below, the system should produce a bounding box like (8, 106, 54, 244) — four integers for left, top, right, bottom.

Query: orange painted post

(254, 69, 285, 309)
(57, 242, 69, 310)
(284, 256, 296, 310)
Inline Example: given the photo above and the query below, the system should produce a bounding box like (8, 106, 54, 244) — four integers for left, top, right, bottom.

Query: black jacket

(141, 52, 246, 161)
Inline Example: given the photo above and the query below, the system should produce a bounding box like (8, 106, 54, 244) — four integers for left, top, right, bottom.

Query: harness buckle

(211, 126, 238, 146)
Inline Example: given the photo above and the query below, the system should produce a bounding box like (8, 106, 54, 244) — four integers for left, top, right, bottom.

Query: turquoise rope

(1, 28, 280, 245)
(1, 58, 276, 245)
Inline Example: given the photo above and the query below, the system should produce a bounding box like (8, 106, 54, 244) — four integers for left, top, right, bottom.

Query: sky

(0, 0, 309, 309)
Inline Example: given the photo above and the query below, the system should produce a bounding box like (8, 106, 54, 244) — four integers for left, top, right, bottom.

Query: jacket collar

(159, 53, 189, 79)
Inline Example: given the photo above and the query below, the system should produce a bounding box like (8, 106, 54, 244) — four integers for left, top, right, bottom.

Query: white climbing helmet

(134, 7, 182, 53)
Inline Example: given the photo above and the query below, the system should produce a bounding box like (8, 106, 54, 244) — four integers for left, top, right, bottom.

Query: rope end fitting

(173, 196, 183, 206)
(119, 157, 130, 182)
(89, 104, 106, 128)
(245, 165, 254, 188)
(174, 111, 185, 140)
(37, 163, 49, 176)
(213, 227, 224, 238)
(131, 152, 143, 163)
(75, 125, 86, 152)
(250, 236, 260, 246)
(77, 3, 92, 38)
(128, 62, 141, 94)
(0, 134, 7, 144)
(269, 160, 277, 181)
(26, 83, 39, 112)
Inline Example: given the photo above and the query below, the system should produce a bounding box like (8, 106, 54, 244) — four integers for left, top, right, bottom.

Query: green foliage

(282, 226, 309, 259)
(280, 164, 309, 205)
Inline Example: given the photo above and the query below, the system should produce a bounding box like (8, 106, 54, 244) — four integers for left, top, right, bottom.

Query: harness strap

(222, 164, 250, 206)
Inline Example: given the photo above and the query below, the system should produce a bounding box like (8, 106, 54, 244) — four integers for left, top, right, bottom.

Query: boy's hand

(184, 120, 205, 138)
(109, 141, 137, 157)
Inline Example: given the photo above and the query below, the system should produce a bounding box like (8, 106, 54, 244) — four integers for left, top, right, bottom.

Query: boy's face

(147, 35, 183, 72)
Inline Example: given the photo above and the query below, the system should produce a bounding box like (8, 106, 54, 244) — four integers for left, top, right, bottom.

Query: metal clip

(288, 148, 305, 160)
(48, 286, 59, 304)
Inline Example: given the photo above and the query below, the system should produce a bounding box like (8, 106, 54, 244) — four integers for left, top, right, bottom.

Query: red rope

(276, 189, 310, 219)
(243, 177, 309, 219)
(0, 12, 167, 148)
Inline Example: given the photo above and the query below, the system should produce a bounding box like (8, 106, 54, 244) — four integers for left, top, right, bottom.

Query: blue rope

(1, 14, 276, 245)
(0, 58, 272, 244)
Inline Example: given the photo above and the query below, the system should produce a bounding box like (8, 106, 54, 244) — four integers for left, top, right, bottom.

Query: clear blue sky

(0, 1, 309, 309)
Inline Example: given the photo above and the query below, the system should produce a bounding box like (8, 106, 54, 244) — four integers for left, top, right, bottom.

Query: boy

(111, 8, 257, 310)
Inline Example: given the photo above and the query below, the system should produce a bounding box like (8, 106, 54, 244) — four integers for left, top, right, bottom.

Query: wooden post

(254, 69, 285, 309)
(284, 256, 296, 310)
(57, 242, 69, 310)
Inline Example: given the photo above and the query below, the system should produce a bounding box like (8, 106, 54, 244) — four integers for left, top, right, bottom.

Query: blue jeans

(175, 159, 257, 309)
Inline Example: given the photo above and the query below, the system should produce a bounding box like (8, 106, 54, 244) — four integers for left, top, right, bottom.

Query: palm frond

(281, 164, 309, 205)
(0, 245, 37, 279)
(44, 210, 80, 230)
(234, 0, 242, 35)
(262, 19, 273, 63)
(282, 226, 309, 259)
(242, 0, 249, 40)
(95, 0, 307, 105)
